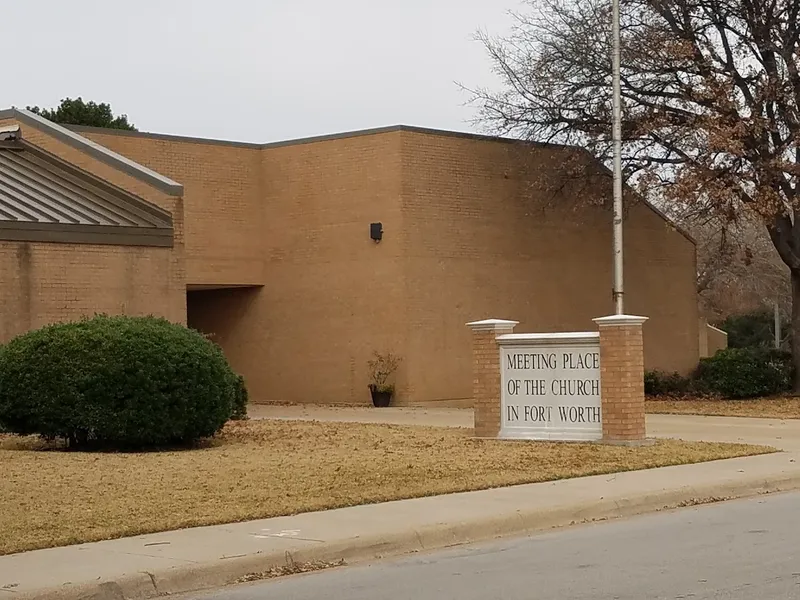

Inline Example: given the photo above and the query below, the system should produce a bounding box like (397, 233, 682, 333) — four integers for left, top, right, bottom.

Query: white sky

(4, 0, 519, 143)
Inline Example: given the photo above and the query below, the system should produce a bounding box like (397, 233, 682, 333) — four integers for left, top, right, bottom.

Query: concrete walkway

(648, 413, 800, 452)
(249, 405, 800, 452)
(5, 408, 800, 600)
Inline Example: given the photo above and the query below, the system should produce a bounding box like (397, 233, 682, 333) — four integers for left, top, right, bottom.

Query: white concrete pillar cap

(593, 314, 649, 326)
(466, 318, 519, 332)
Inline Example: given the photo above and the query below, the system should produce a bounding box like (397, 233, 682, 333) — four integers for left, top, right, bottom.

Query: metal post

(611, 0, 624, 314)
(775, 301, 781, 349)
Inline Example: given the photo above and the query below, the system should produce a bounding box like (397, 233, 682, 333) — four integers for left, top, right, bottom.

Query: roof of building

(0, 126, 173, 247)
(0, 106, 694, 245)
(64, 122, 569, 152)
(0, 108, 183, 196)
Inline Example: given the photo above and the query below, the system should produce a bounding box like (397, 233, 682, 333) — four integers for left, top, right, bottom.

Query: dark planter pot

(370, 388, 393, 408)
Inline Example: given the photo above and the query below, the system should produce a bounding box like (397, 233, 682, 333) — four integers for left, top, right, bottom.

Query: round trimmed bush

(0, 314, 238, 448)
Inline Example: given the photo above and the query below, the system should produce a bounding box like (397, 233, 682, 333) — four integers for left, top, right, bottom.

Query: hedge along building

(0, 107, 699, 407)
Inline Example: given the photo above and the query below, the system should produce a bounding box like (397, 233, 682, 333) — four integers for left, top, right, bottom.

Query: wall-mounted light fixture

(370, 222, 383, 243)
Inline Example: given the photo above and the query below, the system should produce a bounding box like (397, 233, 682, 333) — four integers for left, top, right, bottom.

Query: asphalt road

(192, 491, 800, 600)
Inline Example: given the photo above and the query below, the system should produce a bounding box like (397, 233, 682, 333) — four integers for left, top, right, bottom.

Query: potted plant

(367, 351, 401, 407)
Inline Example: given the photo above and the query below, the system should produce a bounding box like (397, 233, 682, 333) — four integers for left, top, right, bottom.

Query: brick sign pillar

(466, 319, 518, 438)
(592, 315, 649, 443)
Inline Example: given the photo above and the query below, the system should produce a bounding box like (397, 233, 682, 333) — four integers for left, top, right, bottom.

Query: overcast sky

(4, 0, 519, 144)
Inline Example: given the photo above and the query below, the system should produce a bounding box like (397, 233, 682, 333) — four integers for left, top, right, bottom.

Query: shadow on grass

(0, 431, 231, 454)
(0, 413, 253, 453)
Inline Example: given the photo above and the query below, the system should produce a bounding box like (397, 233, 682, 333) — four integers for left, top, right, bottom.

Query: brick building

(0, 108, 699, 406)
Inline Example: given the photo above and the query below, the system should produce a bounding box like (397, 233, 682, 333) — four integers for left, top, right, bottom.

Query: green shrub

(694, 347, 792, 399)
(717, 310, 790, 350)
(230, 374, 249, 420)
(0, 314, 238, 449)
(644, 370, 693, 397)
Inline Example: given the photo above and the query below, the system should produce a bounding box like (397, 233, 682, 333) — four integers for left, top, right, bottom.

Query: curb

(18, 471, 800, 600)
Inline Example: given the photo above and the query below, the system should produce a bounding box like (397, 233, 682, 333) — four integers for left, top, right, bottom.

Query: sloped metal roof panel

(0, 140, 173, 247)
(0, 108, 183, 196)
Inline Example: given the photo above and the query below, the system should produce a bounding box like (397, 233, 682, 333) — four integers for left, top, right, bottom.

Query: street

(190, 491, 800, 600)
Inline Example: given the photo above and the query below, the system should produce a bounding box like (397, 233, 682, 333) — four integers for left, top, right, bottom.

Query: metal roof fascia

(0, 221, 174, 247)
(0, 108, 184, 197)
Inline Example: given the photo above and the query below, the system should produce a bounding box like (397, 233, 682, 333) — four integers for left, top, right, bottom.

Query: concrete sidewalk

(5, 409, 800, 600)
(3, 454, 800, 599)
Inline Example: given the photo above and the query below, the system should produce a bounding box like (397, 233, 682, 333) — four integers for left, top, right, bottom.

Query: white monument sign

(498, 332, 602, 441)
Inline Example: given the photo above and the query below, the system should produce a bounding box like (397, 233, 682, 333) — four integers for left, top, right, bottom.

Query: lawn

(0, 419, 775, 556)
(647, 396, 800, 419)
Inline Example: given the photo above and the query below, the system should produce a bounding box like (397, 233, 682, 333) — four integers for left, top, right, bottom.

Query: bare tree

(679, 209, 790, 319)
(467, 0, 800, 387)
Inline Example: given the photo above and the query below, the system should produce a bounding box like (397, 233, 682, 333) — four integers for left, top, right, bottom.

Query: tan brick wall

(253, 133, 407, 404)
(74, 128, 263, 286)
(597, 321, 647, 441)
(400, 131, 699, 405)
(166, 131, 409, 405)
(0, 242, 184, 341)
(625, 205, 699, 374)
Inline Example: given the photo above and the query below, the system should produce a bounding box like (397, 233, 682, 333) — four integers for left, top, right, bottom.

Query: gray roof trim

(67, 124, 264, 149)
(61, 122, 569, 151)
(0, 108, 183, 196)
(259, 125, 570, 150)
(0, 221, 173, 247)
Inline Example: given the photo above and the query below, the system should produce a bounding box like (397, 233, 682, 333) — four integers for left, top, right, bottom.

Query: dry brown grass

(647, 396, 800, 419)
(0, 419, 774, 556)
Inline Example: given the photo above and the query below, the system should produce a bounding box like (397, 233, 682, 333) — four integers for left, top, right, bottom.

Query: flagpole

(611, 0, 624, 314)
